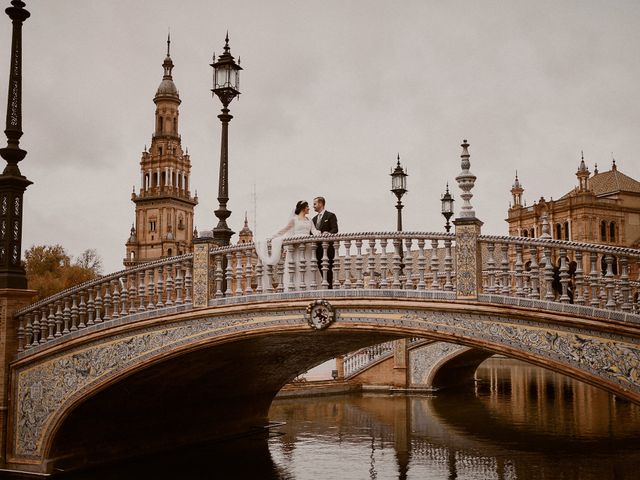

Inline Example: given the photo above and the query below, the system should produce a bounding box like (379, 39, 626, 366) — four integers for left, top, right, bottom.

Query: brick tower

(125, 36, 198, 267)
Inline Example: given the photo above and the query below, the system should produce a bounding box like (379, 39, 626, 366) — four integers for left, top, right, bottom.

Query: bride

(255, 200, 322, 290)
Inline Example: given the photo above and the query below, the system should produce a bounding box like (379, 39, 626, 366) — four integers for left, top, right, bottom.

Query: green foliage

(24, 245, 103, 300)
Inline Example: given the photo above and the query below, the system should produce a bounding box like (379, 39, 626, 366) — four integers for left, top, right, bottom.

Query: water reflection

(44, 358, 640, 479)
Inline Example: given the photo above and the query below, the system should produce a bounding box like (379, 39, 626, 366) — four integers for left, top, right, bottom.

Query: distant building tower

(237, 213, 254, 244)
(125, 36, 198, 267)
(576, 151, 590, 192)
(511, 172, 524, 208)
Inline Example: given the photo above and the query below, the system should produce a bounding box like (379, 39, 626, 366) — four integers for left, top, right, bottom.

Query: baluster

(284, 244, 295, 292)
(542, 246, 554, 301)
(61, 299, 71, 334)
(17, 315, 24, 352)
(24, 313, 33, 349)
(235, 250, 244, 295)
(589, 252, 599, 307)
(155, 266, 164, 308)
(78, 292, 87, 329)
(559, 248, 570, 303)
(255, 259, 264, 294)
(343, 240, 352, 289)
(128, 273, 137, 314)
(392, 238, 402, 289)
(165, 265, 174, 306)
(430, 239, 440, 290)
(416, 239, 426, 290)
(332, 240, 341, 289)
(138, 270, 146, 311)
(305, 242, 316, 291)
(404, 238, 413, 290)
(31, 309, 40, 346)
(244, 249, 253, 295)
(147, 269, 155, 310)
(266, 262, 276, 294)
(500, 243, 510, 295)
(355, 239, 364, 289)
(225, 252, 233, 296)
(379, 238, 389, 289)
(70, 294, 79, 331)
(119, 278, 128, 316)
(183, 261, 193, 303)
(574, 251, 585, 305)
(213, 255, 223, 298)
(174, 265, 184, 304)
(87, 288, 96, 325)
(321, 240, 330, 290)
(103, 282, 112, 321)
(54, 301, 63, 337)
(528, 246, 540, 299)
(111, 280, 120, 318)
(486, 242, 496, 294)
(444, 239, 453, 291)
(45, 307, 54, 342)
(367, 238, 378, 289)
(297, 244, 307, 291)
(620, 256, 631, 312)
(94, 285, 103, 323)
(604, 254, 616, 309)
(515, 244, 524, 297)
(275, 258, 285, 293)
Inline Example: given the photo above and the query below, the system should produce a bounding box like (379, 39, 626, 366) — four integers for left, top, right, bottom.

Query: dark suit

(312, 211, 338, 288)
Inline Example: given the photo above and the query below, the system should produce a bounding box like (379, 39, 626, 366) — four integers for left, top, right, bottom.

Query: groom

(312, 196, 339, 288)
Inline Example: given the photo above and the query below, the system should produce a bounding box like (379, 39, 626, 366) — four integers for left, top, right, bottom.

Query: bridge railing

(13, 231, 640, 355)
(15, 254, 193, 353)
(478, 235, 640, 313)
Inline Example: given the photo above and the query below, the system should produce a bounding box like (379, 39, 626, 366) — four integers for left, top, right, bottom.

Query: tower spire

(167, 30, 171, 57)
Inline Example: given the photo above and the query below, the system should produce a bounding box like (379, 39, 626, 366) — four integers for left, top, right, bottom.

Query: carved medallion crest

(306, 300, 335, 330)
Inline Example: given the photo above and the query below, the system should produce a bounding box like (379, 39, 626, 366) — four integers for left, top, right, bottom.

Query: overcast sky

(1, 0, 639, 273)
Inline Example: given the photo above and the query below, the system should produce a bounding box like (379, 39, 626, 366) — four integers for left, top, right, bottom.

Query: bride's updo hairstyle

(295, 200, 309, 215)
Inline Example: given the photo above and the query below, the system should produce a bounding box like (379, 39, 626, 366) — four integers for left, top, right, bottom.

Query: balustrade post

(320, 240, 330, 290)
(16, 315, 24, 352)
(275, 258, 285, 293)
(355, 239, 364, 288)
(443, 239, 453, 291)
(128, 273, 137, 314)
(528, 246, 539, 299)
(174, 265, 184, 304)
(380, 239, 389, 289)
(542, 246, 554, 301)
(343, 240, 352, 289)
(367, 238, 378, 289)
(404, 238, 414, 289)
(137, 270, 146, 312)
(589, 252, 599, 307)
(486, 242, 496, 294)
(155, 267, 164, 308)
(244, 249, 253, 295)
(620, 256, 631, 312)
(183, 261, 193, 304)
(331, 240, 341, 289)
(70, 294, 78, 331)
(574, 251, 585, 305)
(24, 312, 32, 348)
(54, 301, 63, 337)
(111, 280, 120, 318)
(430, 239, 439, 290)
(500, 243, 510, 295)
(31, 309, 39, 346)
(146, 269, 155, 311)
(62, 299, 70, 334)
(255, 260, 264, 294)
(103, 282, 113, 321)
(307, 242, 317, 291)
(235, 250, 244, 295)
(416, 239, 426, 290)
(165, 265, 174, 306)
(46, 306, 54, 341)
(225, 252, 233, 296)
(119, 279, 128, 316)
(515, 244, 524, 297)
(392, 238, 402, 289)
(297, 244, 307, 291)
(559, 249, 570, 303)
(192, 242, 210, 307)
(604, 254, 616, 309)
(78, 292, 87, 328)
(453, 219, 483, 300)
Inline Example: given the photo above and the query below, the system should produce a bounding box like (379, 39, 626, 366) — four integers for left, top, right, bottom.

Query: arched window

(530, 228, 535, 238)
(161, 172, 166, 187)
(564, 221, 569, 240)
(609, 222, 616, 242)
(522, 230, 528, 237)
(159, 116, 164, 132)
(601, 221, 607, 242)
(167, 248, 172, 257)
(144, 173, 150, 190)
(555, 223, 562, 239)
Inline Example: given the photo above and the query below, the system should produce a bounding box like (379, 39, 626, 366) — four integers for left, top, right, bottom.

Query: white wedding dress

(255, 216, 322, 290)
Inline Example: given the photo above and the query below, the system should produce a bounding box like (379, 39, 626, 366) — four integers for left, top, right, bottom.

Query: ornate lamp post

(390, 154, 407, 231)
(210, 33, 242, 246)
(0, 0, 31, 289)
(440, 183, 454, 232)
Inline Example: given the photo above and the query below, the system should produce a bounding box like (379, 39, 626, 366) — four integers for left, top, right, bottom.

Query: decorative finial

(224, 31, 230, 52)
(244, 211, 249, 227)
(455, 139, 477, 219)
(540, 213, 552, 239)
(397, 153, 400, 166)
(581, 150, 584, 161)
(612, 155, 617, 170)
(167, 30, 171, 56)
(594, 163, 599, 174)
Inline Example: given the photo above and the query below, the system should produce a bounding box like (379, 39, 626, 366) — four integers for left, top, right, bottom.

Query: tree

(24, 245, 103, 300)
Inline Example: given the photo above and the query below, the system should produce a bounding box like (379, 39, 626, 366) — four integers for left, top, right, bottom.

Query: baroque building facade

(124, 38, 198, 267)
(507, 157, 640, 249)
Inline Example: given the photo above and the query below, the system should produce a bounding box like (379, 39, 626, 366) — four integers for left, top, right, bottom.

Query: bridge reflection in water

(47, 358, 640, 480)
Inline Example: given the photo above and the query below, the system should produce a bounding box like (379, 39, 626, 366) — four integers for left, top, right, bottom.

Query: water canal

(46, 358, 640, 479)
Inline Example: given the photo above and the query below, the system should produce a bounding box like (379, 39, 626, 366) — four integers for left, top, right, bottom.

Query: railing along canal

(14, 231, 640, 355)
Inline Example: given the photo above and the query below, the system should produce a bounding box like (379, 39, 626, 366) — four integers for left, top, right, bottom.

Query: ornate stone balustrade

(13, 231, 640, 357)
(343, 337, 424, 378)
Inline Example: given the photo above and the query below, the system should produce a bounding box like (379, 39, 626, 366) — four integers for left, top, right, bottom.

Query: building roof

(561, 163, 640, 199)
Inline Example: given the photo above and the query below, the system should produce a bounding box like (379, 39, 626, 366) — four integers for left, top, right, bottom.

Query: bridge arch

(8, 296, 640, 473)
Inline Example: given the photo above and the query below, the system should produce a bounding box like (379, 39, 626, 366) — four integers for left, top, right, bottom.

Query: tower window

(610, 222, 616, 242)
(530, 228, 535, 238)
(601, 221, 607, 242)
(149, 220, 157, 232)
(564, 221, 569, 240)
(555, 223, 562, 239)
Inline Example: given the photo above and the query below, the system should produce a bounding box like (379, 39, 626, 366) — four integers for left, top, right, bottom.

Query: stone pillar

(335, 355, 344, 380)
(192, 242, 210, 307)
(0, 288, 35, 467)
(392, 338, 409, 387)
(454, 219, 483, 300)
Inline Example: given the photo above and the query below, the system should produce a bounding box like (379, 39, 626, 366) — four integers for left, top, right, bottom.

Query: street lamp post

(0, 0, 32, 289)
(440, 183, 454, 232)
(210, 33, 242, 247)
(390, 154, 407, 231)
(390, 154, 407, 274)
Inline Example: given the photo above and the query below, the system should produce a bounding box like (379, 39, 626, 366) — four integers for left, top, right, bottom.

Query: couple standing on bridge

(255, 196, 339, 289)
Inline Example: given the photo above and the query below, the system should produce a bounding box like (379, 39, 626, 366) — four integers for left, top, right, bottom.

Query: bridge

(4, 225, 640, 473)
